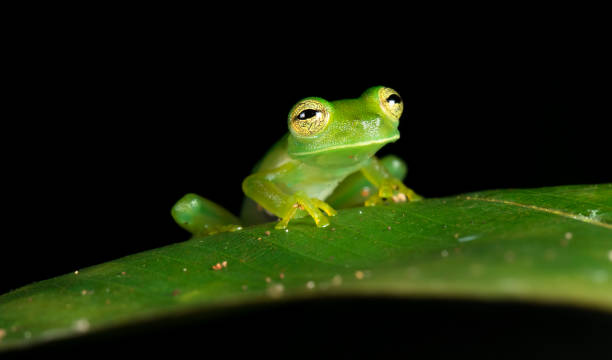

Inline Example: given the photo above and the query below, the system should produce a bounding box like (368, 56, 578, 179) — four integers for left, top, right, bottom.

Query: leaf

(1, 184, 611, 351)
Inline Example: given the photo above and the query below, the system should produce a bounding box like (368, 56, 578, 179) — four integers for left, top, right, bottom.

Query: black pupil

(298, 109, 319, 120)
(386, 94, 402, 106)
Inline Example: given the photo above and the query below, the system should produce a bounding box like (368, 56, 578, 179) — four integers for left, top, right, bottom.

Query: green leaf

(1, 184, 611, 351)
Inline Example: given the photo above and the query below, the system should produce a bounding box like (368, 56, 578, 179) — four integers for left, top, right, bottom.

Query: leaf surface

(1, 184, 611, 350)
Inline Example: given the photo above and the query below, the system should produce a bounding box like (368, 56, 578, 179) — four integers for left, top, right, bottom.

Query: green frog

(172, 86, 421, 236)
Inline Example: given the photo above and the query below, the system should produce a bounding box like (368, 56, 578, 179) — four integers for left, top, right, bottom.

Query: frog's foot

(172, 193, 243, 237)
(205, 224, 243, 236)
(365, 179, 423, 207)
(275, 192, 337, 230)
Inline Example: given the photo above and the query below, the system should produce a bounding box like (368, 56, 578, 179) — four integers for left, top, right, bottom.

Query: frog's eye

(378, 87, 403, 121)
(289, 99, 330, 137)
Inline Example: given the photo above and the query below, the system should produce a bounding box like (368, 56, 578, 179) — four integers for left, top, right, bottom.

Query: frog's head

(287, 86, 403, 168)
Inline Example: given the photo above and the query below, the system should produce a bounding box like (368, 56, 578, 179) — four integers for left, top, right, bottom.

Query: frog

(172, 86, 422, 236)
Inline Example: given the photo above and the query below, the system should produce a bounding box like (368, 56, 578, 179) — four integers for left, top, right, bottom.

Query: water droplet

(266, 283, 284, 299)
(592, 270, 608, 283)
(587, 209, 601, 220)
(458, 235, 479, 243)
(73, 319, 90, 333)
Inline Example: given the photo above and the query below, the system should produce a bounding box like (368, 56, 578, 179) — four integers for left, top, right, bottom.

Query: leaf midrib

(463, 196, 612, 229)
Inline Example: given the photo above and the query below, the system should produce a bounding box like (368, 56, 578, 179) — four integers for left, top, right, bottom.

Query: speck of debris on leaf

(0, 328, 6, 341)
(565, 232, 573, 240)
(332, 275, 343, 286)
(265, 277, 272, 283)
(212, 263, 223, 271)
(279, 272, 285, 279)
(172, 289, 181, 296)
(257, 237, 262, 241)
(265, 230, 271, 236)
(387, 226, 392, 230)
(74, 270, 79, 275)
(355, 270, 365, 280)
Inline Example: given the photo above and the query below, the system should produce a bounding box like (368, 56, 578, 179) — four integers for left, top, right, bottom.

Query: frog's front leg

(360, 156, 422, 206)
(242, 166, 337, 229)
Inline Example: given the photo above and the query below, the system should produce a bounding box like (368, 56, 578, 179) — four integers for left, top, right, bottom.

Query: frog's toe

(365, 194, 385, 207)
(207, 224, 243, 236)
(172, 193, 242, 236)
(310, 198, 337, 217)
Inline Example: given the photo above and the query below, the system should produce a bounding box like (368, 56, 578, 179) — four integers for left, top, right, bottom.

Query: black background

(2, 12, 610, 357)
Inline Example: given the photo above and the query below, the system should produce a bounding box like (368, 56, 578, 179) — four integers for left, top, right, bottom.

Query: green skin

(172, 86, 421, 236)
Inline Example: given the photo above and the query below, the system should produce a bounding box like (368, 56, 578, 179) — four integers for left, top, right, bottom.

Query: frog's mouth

(290, 134, 400, 157)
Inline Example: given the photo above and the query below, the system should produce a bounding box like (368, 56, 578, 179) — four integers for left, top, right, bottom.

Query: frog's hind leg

(326, 155, 412, 209)
(172, 193, 242, 236)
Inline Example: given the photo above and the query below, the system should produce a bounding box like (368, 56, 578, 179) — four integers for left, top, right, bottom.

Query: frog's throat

(290, 135, 400, 156)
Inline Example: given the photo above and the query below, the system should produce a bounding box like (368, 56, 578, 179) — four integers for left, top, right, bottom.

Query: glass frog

(172, 86, 422, 236)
